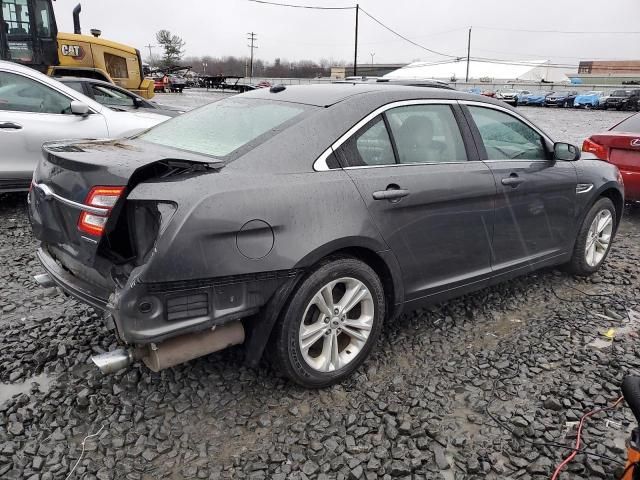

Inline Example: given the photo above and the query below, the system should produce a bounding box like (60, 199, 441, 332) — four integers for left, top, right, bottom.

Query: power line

(358, 7, 461, 59)
(247, 0, 354, 10)
(474, 25, 640, 34)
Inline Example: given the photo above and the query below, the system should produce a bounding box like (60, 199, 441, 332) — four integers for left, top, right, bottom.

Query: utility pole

(247, 32, 258, 82)
(145, 44, 156, 64)
(353, 4, 359, 77)
(465, 27, 472, 83)
(370, 51, 375, 66)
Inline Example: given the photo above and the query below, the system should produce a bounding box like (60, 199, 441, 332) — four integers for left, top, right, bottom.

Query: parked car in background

(574, 91, 604, 109)
(480, 88, 496, 98)
(58, 77, 183, 117)
(29, 84, 623, 387)
(599, 92, 611, 109)
(0, 61, 170, 193)
(583, 112, 640, 201)
(519, 91, 550, 106)
(602, 89, 640, 111)
(166, 74, 187, 93)
(466, 87, 482, 95)
(153, 77, 165, 93)
(544, 91, 579, 107)
(495, 89, 530, 106)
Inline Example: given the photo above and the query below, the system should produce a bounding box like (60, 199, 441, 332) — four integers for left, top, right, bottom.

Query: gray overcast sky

(53, 0, 639, 66)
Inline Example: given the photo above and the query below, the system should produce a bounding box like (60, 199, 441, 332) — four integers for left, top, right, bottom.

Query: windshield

(553, 91, 569, 96)
(611, 113, 640, 133)
(138, 98, 310, 158)
(584, 91, 602, 95)
(612, 90, 629, 97)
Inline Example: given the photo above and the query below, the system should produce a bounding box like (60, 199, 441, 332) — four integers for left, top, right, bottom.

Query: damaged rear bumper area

(35, 245, 301, 372)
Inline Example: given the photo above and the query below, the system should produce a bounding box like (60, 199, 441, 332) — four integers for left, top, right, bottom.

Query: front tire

(273, 257, 385, 388)
(568, 198, 616, 275)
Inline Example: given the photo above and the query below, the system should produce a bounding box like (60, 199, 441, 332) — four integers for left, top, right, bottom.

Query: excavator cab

(0, 0, 58, 72)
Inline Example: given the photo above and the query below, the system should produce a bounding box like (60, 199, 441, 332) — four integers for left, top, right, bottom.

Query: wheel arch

(597, 186, 624, 232)
(294, 237, 404, 319)
(243, 240, 404, 368)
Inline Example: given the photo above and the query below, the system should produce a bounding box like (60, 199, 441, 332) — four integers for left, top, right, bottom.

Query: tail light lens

(78, 186, 125, 236)
(582, 138, 609, 161)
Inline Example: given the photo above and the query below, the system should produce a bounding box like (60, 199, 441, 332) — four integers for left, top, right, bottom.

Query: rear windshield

(611, 113, 640, 133)
(138, 98, 311, 158)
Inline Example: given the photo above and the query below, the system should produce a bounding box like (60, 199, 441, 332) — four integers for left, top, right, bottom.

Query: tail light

(78, 186, 125, 236)
(582, 138, 609, 161)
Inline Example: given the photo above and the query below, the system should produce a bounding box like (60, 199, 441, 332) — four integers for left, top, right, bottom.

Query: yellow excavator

(0, 1, 154, 98)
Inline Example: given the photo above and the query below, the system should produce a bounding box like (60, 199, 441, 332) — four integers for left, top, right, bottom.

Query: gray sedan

(29, 84, 623, 387)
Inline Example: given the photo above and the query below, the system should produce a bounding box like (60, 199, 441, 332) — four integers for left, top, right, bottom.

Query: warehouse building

(570, 60, 640, 85)
(384, 59, 572, 83)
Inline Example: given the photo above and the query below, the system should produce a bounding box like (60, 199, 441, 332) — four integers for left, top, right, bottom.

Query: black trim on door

(458, 103, 489, 160)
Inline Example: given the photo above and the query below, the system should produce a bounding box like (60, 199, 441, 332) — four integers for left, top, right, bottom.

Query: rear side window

(138, 98, 310, 158)
(339, 116, 395, 167)
(611, 113, 640, 133)
(386, 104, 467, 164)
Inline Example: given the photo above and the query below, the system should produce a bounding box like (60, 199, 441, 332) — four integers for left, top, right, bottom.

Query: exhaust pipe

(90, 321, 245, 374)
(91, 348, 134, 374)
(143, 322, 245, 372)
(72, 4, 82, 35)
(34, 273, 55, 288)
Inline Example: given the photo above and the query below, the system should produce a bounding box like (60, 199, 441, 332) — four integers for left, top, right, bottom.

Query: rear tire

(568, 197, 616, 275)
(272, 257, 385, 388)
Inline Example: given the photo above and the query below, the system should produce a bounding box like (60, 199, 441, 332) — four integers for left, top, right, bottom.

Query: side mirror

(133, 97, 144, 108)
(70, 100, 89, 116)
(554, 142, 581, 161)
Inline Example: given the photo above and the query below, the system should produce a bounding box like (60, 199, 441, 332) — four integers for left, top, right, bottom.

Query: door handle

(372, 187, 410, 201)
(501, 174, 524, 187)
(0, 121, 22, 130)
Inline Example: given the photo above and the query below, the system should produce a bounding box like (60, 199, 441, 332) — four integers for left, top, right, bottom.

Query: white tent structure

(384, 60, 573, 83)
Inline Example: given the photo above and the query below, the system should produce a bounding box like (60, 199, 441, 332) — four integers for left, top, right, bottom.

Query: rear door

(335, 100, 496, 302)
(0, 70, 108, 189)
(462, 103, 577, 272)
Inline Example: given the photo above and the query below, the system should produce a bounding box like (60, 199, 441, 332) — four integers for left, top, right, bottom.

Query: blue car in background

(519, 91, 550, 106)
(573, 91, 604, 109)
(466, 87, 482, 95)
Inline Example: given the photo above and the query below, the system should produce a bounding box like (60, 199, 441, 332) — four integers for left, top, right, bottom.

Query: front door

(0, 70, 108, 189)
(336, 102, 496, 302)
(463, 104, 577, 271)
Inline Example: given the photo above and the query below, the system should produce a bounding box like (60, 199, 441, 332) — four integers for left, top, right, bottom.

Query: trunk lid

(590, 132, 640, 172)
(30, 138, 221, 269)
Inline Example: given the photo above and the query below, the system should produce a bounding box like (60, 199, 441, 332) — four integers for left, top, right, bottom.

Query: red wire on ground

(550, 396, 624, 480)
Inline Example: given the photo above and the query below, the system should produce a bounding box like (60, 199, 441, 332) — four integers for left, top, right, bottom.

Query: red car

(583, 113, 640, 201)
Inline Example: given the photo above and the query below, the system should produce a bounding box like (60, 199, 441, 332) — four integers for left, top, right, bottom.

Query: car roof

(240, 83, 481, 107)
(55, 76, 112, 86)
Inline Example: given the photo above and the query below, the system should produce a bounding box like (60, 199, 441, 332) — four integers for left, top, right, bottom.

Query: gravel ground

(1, 96, 640, 480)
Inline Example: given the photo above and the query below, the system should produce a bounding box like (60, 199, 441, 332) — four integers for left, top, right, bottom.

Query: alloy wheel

(585, 209, 613, 267)
(298, 277, 374, 372)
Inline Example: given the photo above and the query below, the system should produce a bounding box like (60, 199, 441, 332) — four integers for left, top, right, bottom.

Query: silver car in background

(0, 61, 170, 192)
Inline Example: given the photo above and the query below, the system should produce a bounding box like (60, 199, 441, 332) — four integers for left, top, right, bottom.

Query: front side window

(468, 106, 547, 160)
(91, 84, 135, 108)
(0, 71, 72, 114)
(139, 98, 309, 158)
(386, 104, 467, 164)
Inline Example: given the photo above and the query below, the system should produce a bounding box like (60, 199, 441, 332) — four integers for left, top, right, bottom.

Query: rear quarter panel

(129, 167, 390, 284)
